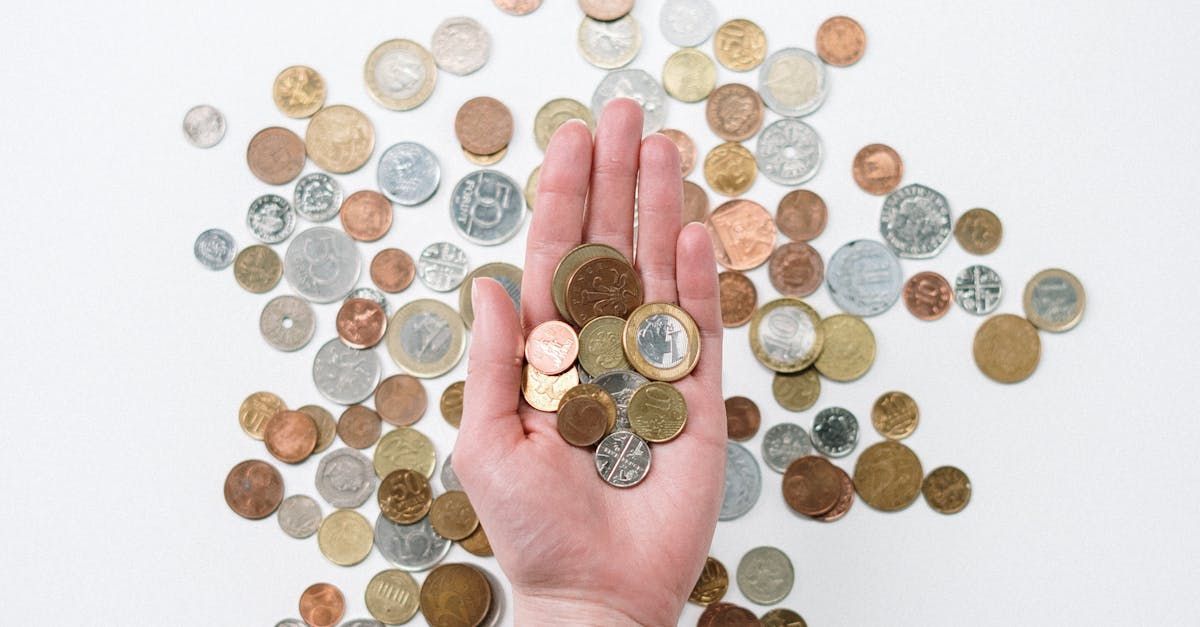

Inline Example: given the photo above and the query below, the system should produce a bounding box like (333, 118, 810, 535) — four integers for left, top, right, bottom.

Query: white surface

(1, 1, 1198, 625)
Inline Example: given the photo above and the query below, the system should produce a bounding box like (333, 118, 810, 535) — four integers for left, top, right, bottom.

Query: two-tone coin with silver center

(595, 430, 652, 488)
(277, 494, 322, 539)
(417, 242, 469, 292)
(592, 69, 668, 135)
(758, 48, 828, 117)
(826, 239, 903, 317)
(761, 423, 812, 473)
(378, 142, 440, 206)
(260, 295, 316, 351)
(183, 104, 225, 148)
(312, 338, 381, 405)
(659, 0, 717, 47)
(737, 546, 794, 605)
(450, 170, 525, 245)
(374, 513, 452, 571)
(721, 442, 762, 520)
(246, 194, 296, 244)
(812, 407, 859, 457)
(592, 369, 649, 430)
(955, 265, 1003, 315)
(194, 228, 236, 270)
(284, 227, 361, 303)
(578, 14, 641, 69)
(880, 183, 952, 259)
(755, 118, 822, 185)
(293, 173, 342, 222)
(431, 16, 491, 76)
(315, 448, 377, 508)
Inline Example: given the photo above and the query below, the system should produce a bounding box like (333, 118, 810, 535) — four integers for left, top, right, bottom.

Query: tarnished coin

(239, 390, 285, 441)
(714, 18, 767, 71)
(706, 199, 775, 270)
(595, 430, 652, 488)
(182, 104, 225, 148)
(234, 244, 283, 293)
(375, 374, 428, 427)
(316, 448, 377, 508)
(386, 299, 467, 378)
(660, 129, 697, 175)
(592, 68, 668, 135)
(852, 143, 903, 196)
(440, 454, 463, 492)
(772, 370, 820, 413)
(378, 469, 432, 524)
(526, 320, 579, 375)
(521, 364, 579, 412)
(278, 494, 322, 539)
(273, 65, 326, 118)
(318, 509, 374, 566)
(364, 39, 436, 111)
(340, 190, 393, 242)
(903, 271, 953, 321)
(662, 48, 717, 103)
(749, 297, 824, 373)
(872, 391, 919, 440)
(580, 0, 632, 20)
(761, 422, 813, 473)
(682, 180, 710, 224)
(812, 407, 859, 458)
(955, 207, 1002, 255)
(440, 381, 465, 428)
(429, 491, 479, 541)
(459, 262, 522, 329)
(660, 0, 717, 47)
(954, 264, 1003, 315)
(768, 242, 824, 298)
(854, 440, 923, 511)
(724, 396, 760, 441)
(557, 395, 609, 447)
(374, 427, 437, 479)
(370, 248, 415, 294)
(756, 118, 822, 185)
(758, 48, 827, 117)
(306, 105, 375, 174)
(923, 466, 972, 514)
(973, 314, 1041, 383)
(300, 405, 337, 454)
(782, 455, 841, 516)
(578, 315, 632, 376)
(534, 98, 594, 152)
(420, 564, 491, 627)
(377, 142, 440, 207)
(375, 513, 452, 572)
(450, 169, 525, 245)
(417, 242, 469, 292)
(247, 127, 305, 185)
(813, 314, 875, 382)
(284, 227, 360, 303)
(880, 183, 952, 258)
(337, 405, 382, 449)
(299, 583, 345, 627)
(623, 303, 700, 382)
(704, 142, 757, 197)
(737, 546, 793, 605)
(493, 0, 542, 15)
(825, 239, 902, 317)
(312, 338, 380, 405)
(294, 172, 343, 222)
(194, 228, 236, 270)
(593, 369, 649, 428)
(776, 190, 827, 242)
(337, 298, 387, 349)
(761, 608, 808, 627)
(719, 271, 757, 328)
(566, 256, 644, 328)
(1024, 268, 1085, 332)
(817, 15, 866, 67)
(721, 441, 762, 520)
(223, 459, 284, 519)
(431, 16, 490, 76)
(246, 194, 295, 244)
(578, 13, 641, 69)
(552, 243, 625, 320)
(264, 410, 318, 463)
(628, 382, 687, 442)
(365, 569, 421, 624)
(690, 556, 729, 606)
(707, 83, 763, 141)
(456, 97, 514, 156)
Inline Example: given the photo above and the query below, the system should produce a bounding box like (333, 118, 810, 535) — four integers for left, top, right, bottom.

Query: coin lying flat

(375, 374, 427, 427)
(772, 370, 820, 413)
(903, 271, 953, 321)
(417, 241, 469, 293)
(183, 104, 225, 148)
(299, 583, 345, 627)
(854, 441, 923, 511)
(853, 144, 904, 196)
(592, 369, 648, 430)
(714, 18, 767, 71)
(660, 128, 697, 175)
(704, 142, 757, 197)
(973, 314, 1041, 383)
(1023, 268, 1085, 332)
(365, 39, 436, 111)
(524, 164, 540, 209)
(273, 65, 326, 119)
(305, 105, 375, 174)
(690, 556, 729, 606)
(246, 194, 295, 244)
(623, 302, 700, 381)
(721, 441, 761, 520)
(459, 262, 522, 329)
(826, 239, 902, 317)
(312, 338, 380, 405)
(659, 0, 717, 47)
(880, 183, 952, 259)
(526, 320, 579, 375)
(872, 391, 919, 440)
(431, 16, 490, 76)
(758, 48, 828, 117)
(578, 13, 641, 69)
(239, 390, 286, 441)
(316, 448, 377, 508)
(558, 395, 609, 447)
(595, 430, 652, 487)
(493, 0, 542, 15)
(456, 97, 514, 156)
(386, 299, 467, 378)
(817, 15, 867, 67)
(377, 141, 440, 207)
(591, 68, 668, 135)
(461, 524, 494, 558)
(534, 98, 594, 152)
(580, 0, 633, 20)
(294, 172, 343, 222)
(682, 180, 710, 224)
(749, 297, 824, 373)
(761, 422, 813, 473)
(560, 384, 618, 433)
(782, 455, 841, 516)
(768, 241, 824, 298)
(955, 207, 1003, 255)
(706, 199, 776, 271)
(812, 407, 859, 457)
(954, 264, 1003, 315)
(817, 465, 856, 523)
(284, 227, 360, 303)
(278, 494, 322, 539)
(336, 298, 387, 350)
(224, 459, 284, 519)
(756, 118, 822, 185)
(375, 513, 452, 572)
(420, 564, 491, 627)
(450, 170, 525, 245)
(922, 465, 972, 514)
(439, 381, 465, 428)
(374, 427, 437, 479)
(440, 454, 463, 491)
(628, 382, 688, 442)
(718, 271, 757, 327)
(737, 546, 793, 605)
(813, 314, 875, 382)
(662, 48, 717, 103)
(365, 569, 420, 624)
(370, 248, 415, 294)
(194, 228, 236, 270)
(700, 602, 761, 626)
(318, 509, 374, 566)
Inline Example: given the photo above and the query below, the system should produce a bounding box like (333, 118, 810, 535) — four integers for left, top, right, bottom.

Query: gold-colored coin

(689, 556, 729, 606)
(525, 164, 540, 210)
(749, 298, 824, 373)
(973, 314, 1041, 383)
(534, 97, 595, 152)
(420, 563, 492, 627)
(374, 427, 437, 479)
(761, 608, 808, 627)
(853, 441, 923, 512)
(386, 299, 467, 378)
(813, 314, 876, 382)
(922, 465, 972, 514)
(628, 382, 687, 442)
(954, 207, 1003, 255)
(461, 144, 508, 166)
(439, 381, 465, 428)
(662, 48, 717, 102)
(871, 391, 919, 440)
(272, 65, 326, 119)
(521, 364, 579, 412)
(1023, 268, 1085, 333)
(714, 18, 767, 71)
(551, 243, 624, 321)
(428, 490, 479, 541)
(238, 391, 285, 440)
(365, 569, 420, 625)
(559, 383, 618, 433)
(703, 141, 757, 197)
(459, 525, 493, 557)
(772, 369, 820, 412)
(298, 404, 337, 453)
(364, 39, 437, 111)
(458, 262, 522, 329)
(378, 468, 433, 524)
(317, 509, 374, 566)
(305, 104, 375, 174)
(623, 303, 701, 382)
(578, 315, 632, 377)
(233, 244, 282, 293)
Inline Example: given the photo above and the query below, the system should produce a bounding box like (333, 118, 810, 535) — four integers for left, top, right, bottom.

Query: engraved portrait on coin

(194, 228, 236, 269)
(761, 423, 812, 473)
(247, 194, 296, 244)
(880, 183, 952, 259)
(660, 0, 717, 47)
(316, 448, 377, 508)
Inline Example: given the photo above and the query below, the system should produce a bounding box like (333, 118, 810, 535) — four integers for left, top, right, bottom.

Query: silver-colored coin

(374, 513, 452, 572)
(720, 441, 762, 520)
(592, 69, 668, 135)
(755, 118, 822, 185)
(480, 568, 506, 627)
(736, 546, 794, 605)
(277, 494, 322, 539)
(954, 264, 1003, 315)
(246, 194, 296, 244)
(636, 313, 688, 369)
(440, 453, 463, 491)
(595, 430, 652, 488)
(315, 448, 377, 508)
(758, 48, 829, 118)
(431, 16, 490, 76)
(346, 286, 390, 316)
(378, 142, 440, 206)
(826, 239, 903, 317)
(578, 14, 641, 70)
(592, 369, 649, 430)
(880, 183, 952, 259)
(283, 227, 361, 303)
(341, 620, 385, 627)
(417, 242, 469, 292)
(450, 170, 525, 246)
(259, 294, 316, 352)
(659, 0, 717, 47)
(275, 620, 306, 627)
(811, 407, 858, 458)
(292, 172, 342, 222)
(761, 423, 812, 474)
(312, 338, 381, 405)
(182, 104, 225, 148)
(193, 228, 236, 270)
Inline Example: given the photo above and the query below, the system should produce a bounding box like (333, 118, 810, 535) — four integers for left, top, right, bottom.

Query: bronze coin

(903, 271, 953, 321)
(336, 298, 387, 349)
(816, 15, 867, 67)
(299, 582, 345, 627)
(565, 256, 643, 327)
(782, 455, 842, 517)
(816, 465, 855, 522)
(705, 199, 776, 271)
(337, 405, 382, 449)
(718, 271, 757, 328)
(922, 465, 972, 514)
(223, 459, 284, 519)
(455, 96, 514, 156)
(557, 395, 609, 447)
(375, 374, 428, 426)
(420, 563, 491, 627)
(761, 608, 807, 627)
(682, 180, 710, 224)
(852, 143, 903, 195)
(660, 128, 697, 176)
(378, 468, 433, 524)
(706, 83, 765, 142)
(767, 241, 824, 297)
(370, 248, 416, 293)
(954, 207, 1003, 255)
(776, 189, 827, 241)
(263, 410, 318, 464)
(578, 0, 632, 20)
(699, 602, 762, 627)
(724, 396, 761, 441)
(440, 381, 465, 428)
(459, 525, 494, 557)
(429, 491, 479, 541)
(246, 126, 305, 185)
(339, 190, 393, 242)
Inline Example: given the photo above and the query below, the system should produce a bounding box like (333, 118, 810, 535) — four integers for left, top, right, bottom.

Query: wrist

(513, 590, 665, 627)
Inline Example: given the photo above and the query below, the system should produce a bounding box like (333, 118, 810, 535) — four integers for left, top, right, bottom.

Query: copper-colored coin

(954, 207, 1003, 255)
(922, 465, 972, 514)
(246, 127, 306, 185)
(761, 608, 807, 627)
(682, 180, 710, 224)
(704, 141, 757, 197)
(420, 563, 492, 627)
(370, 248, 415, 293)
(455, 96, 513, 156)
(375, 374, 428, 426)
(578, 0, 632, 20)
(299, 582, 345, 627)
(816, 16, 867, 67)
(776, 190, 827, 241)
(337, 405, 382, 449)
(973, 314, 1041, 383)
(378, 468, 433, 524)
(223, 459, 284, 519)
(718, 271, 757, 328)
(336, 298, 387, 349)
(706, 199, 776, 271)
(767, 242, 824, 297)
(557, 395, 609, 447)
(440, 381, 465, 428)
(565, 256, 644, 327)
(428, 491, 479, 541)
(690, 556, 730, 606)
(871, 391, 919, 440)
(852, 143, 903, 195)
(706, 84, 765, 142)
(660, 128, 697, 176)
(903, 271, 953, 321)
(853, 440, 924, 512)
(816, 465, 855, 522)
(724, 396, 761, 441)
(699, 602, 763, 627)
(782, 455, 842, 517)
(459, 524, 494, 557)
(263, 410, 318, 464)
(525, 320, 580, 375)
(339, 190, 393, 242)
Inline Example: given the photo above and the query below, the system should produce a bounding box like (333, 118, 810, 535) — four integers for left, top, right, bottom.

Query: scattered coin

(234, 244, 283, 293)
(761, 608, 808, 627)
(526, 320, 580, 375)
(880, 183, 952, 258)
(812, 407, 859, 458)
(724, 396, 761, 441)
(659, 0, 717, 47)
(758, 48, 828, 117)
(1023, 268, 1085, 332)
(682, 180, 710, 223)
(340, 620, 384, 627)
(756, 118, 823, 185)
(923, 465, 972, 514)
(534, 98, 595, 152)
(278, 494, 322, 539)
(365, 569, 420, 624)
(816, 16, 867, 67)
(283, 227, 361, 303)
(364, 39, 437, 111)
(337, 405, 382, 449)
(493, 0, 542, 15)
(591, 68, 668, 135)
(772, 369, 820, 413)
(578, 315, 633, 376)
(312, 338, 381, 405)
(706, 199, 775, 270)
(439, 381, 465, 428)
(293, 172, 343, 222)
(375, 513, 452, 572)
(579, 0, 633, 20)
(462, 144, 508, 166)
(703, 141, 757, 197)
(768, 241, 824, 298)
(973, 313, 1041, 383)
(456, 97, 514, 156)
(375, 374, 428, 427)
(954, 264, 1003, 315)
(762, 422, 813, 473)
(420, 563, 491, 627)
(578, 13, 641, 69)
(450, 169, 526, 245)
(776, 190, 827, 242)
(813, 314, 876, 382)
(385, 298, 467, 378)
(194, 228, 236, 270)
(872, 391, 919, 440)
(336, 298, 387, 350)
(903, 271, 953, 321)
(299, 583, 345, 627)
(316, 448, 377, 508)
(955, 207, 1003, 255)
(854, 440, 923, 511)
(377, 141, 440, 207)
(247, 127, 306, 185)
(825, 239, 903, 317)
(378, 469, 433, 525)
(264, 410, 318, 463)
(623, 302, 700, 382)
(749, 297, 824, 373)
(690, 556, 729, 606)
(346, 287, 389, 316)
(566, 255, 643, 327)
(782, 455, 841, 516)
(239, 390, 286, 440)
(629, 381, 688, 442)
(299, 405, 337, 454)
(458, 262, 522, 328)
(660, 128, 697, 175)
(429, 491, 479, 541)
(721, 441, 762, 520)
(182, 104, 225, 148)
(305, 104, 375, 174)
(852, 143, 903, 196)
(595, 430, 652, 487)
(737, 546, 794, 605)
(431, 16, 491, 76)
(318, 509, 374, 566)
(521, 363, 579, 412)
(272, 65, 326, 118)
(662, 48, 717, 102)
(714, 18, 767, 71)
(223, 459, 284, 519)
(374, 427, 437, 479)
(718, 270, 757, 328)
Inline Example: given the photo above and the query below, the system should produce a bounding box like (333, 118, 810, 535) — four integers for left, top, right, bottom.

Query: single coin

(429, 491, 479, 541)
(494, 0, 541, 15)
(450, 169, 526, 245)
(340, 190, 393, 242)
(439, 381, 465, 428)
(768, 242, 824, 298)
(1024, 268, 1085, 332)
(370, 249, 415, 294)
(377, 141, 440, 207)
(316, 448, 377, 508)
(526, 320, 580, 375)
(628, 382, 688, 442)
(595, 430, 652, 488)
(903, 271, 953, 321)
(417, 242, 469, 292)
(525, 165, 539, 209)
(737, 546, 793, 605)
(374, 427, 437, 479)
(704, 142, 757, 197)
(365, 569, 421, 624)
(578, 13, 641, 69)
(299, 583, 345, 627)
(521, 364, 580, 412)
(306, 104, 375, 174)
(386, 299, 467, 378)
(458, 262, 522, 328)
(781, 455, 840, 516)
(955, 265, 1003, 315)
(578, 316, 632, 377)
(441, 454, 463, 491)
(852, 144, 903, 196)
(375, 513, 452, 572)
(955, 207, 1002, 255)
(182, 104, 225, 148)
(699, 603, 761, 626)
(336, 298, 387, 349)
(247, 127, 305, 185)
(659, 0, 717, 47)
(623, 303, 701, 382)
(579, 0, 632, 20)
(591, 68, 668, 135)
(375, 374, 428, 427)
(246, 194, 296, 244)
(761, 608, 807, 627)
(714, 19, 767, 71)
(455, 97, 514, 156)
(690, 556, 729, 606)
(313, 338, 381, 405)
(816, 15, 866, 66)
(772, 370, 820, 413)
(721, 441, 762, 520)
(318, 509, 375, 566)
(881, 183, 952, 258)
(284, 227, 360, 303)
(552, 243, 624, 320)
(264, 410, 319, 463)
(239, 391, 286, 440)
(662, 48, 717, 103)
(378, 469, 433, 525)
(460, 524, 494, 558)
(776, 190, 826, 242)
(660, 129, 697, 175)
(462, 144, 508, 166)
(566, 256, 644, 327)
(223, 459, 284, 519)
(761, 423, 813, 473)
(749, 297, 824, 373)
(294, 172, 343, 222)
(724, 396, 760, 441)
(973, 314, 1041, 383)
(682, 180, 710, 224)
(872, 391, 919, 440)
(299, 405, 337, 454)
(273, 65, 326, 118)
(557, 395, 609, 446)
(854, 440, 923, 511)
(707, 83, 764, 142)
(825, 239, 902, 317)
(758, 48, 827, 117)
(811, 407, 859, 457)
(534, 98, 594, 152)
(559, 384, 619, 434)
(756, 118, 822, 185)
(234, 244, 283, 293)
(923, 466, 972, 514)
(194, 228, 236, 270)
(813, 314, 875, 382)
(718, 271, 757, 328)
(364, 39, 436, 111)
(278, 494, 322, 539)
(593, 369, 649, 429)
(337, 405, 382, 449)
(420, 564, 491, 627)
(706, 199, 775, 270)
(816, 465, 855, 523)
(431, 16, 491, 76)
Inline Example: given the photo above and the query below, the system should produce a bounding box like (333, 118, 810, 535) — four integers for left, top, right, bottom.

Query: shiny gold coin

(623, 303, 701, 382)
(459, 525, 493, 557)
(578, 315, 632, 377)
(559, 383, 618, 433)
(461, 144, 508, 166)
(714, 18, 768, 71)
(521, 364, 579, 412)
(386, 299, 467, 378)
(813, 314, 876, 382)
(305, 104, 375, 174)
(365, 569, 420, 625)
(239, 391, 285, 440)
(534, 97, 595, 152)
(378, 468, 433, 524)
(298, 404, 337, 453)
(704, 141, 757, 197)
(922, 466, 972, 514)
(853, 441, 923, 512)
(525, 164, 540, 210)
(459, 262, 523, 329)
(954, 207, 1003, 255)
(428, 491, 479, 541)
(272, 65, 326, 118)
(973, 314, 1041, 383)
(628, 382, 687, 442)
(761, 608, 808, 627)
(233, 244, 282, 293)
(373, 427, 437, 479)
(552, 243, 624, 321)
(420, 563, 491, 627)
(772, 369, 820, 412)
(317, 509, 374, 566)
(1023, 268, 1086, 333)
(662, 48, 717, 102)
(871, 391, 919, 440)
(439, 381, 466, 428)
(689, 556, 729, 606)
(364, 39, 437, 111)
(749, 298, 824, 373)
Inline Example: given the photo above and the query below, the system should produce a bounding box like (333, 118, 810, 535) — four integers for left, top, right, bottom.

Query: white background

(1, 1, 1198, 625)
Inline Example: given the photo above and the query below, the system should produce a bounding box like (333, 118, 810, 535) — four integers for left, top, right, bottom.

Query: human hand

(454, 98, 727, 626)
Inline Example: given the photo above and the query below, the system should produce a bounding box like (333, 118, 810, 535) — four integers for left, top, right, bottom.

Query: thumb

(457, 277, 526, 468)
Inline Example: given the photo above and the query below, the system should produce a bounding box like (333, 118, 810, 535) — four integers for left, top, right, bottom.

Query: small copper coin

(455, 96, 514, 156)
(871, 390, 919, 440)
(370, 248, 416, 293)
(690, 556, 730, 606)
(336, 298, 387, 349)
(706, 83, 765, 142)
(923, 465, 972, 514)
(579, 0, 632, 20)
(525, 320, 580, 375)
(375, 374, 428, 426)
(263, 410, 318, 464)
(378, 468, 433, 524)
(718, 271, 757, 328)
(761, 608, 807, 627)
(337, 405, 382, 449)
(660, 128, 697, 176)
(557, 395, 609, 447)
(816, 16, 867, 67)
(299, 582, 345, 627)
(440, 381, 465, 428)
(565, 256, 643, 327)
(223, 459, 284, 519)
(903, 271, 953, 321)
(852, 143, 903, 195)
(706, 199, 777, 271)
(247, 127, 306, 185)
(682, 180, 710, 224)
(459, 525, 494, 557)
(339, 190, 393, 242)
(724, 396, 761, 441)
(699, 602, 762, 627)
(420, 563, 491, 627)
(776, 189, 827, 241)
(816, 466, 855, 522)
(428, 491, 479, 541)
(782, 455, 842, 517)
(767, 241, 824, 297)
(954, 207, 1003, 255)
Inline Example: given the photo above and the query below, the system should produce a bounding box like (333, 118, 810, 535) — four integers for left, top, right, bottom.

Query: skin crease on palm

(453, 98, 727, 626)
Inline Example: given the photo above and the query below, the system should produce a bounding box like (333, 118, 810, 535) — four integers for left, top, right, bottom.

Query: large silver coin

(276, 494, 322, 539)
(450, 170, 525, 245)
(761, 423, 812, 473)
(736, 546, 794, 605)
(758, 48, 829, 118)
(440, 453, 463, 491)
(293, 172, 342, 222)
(954, 264, 1003, 315)
(378, 142, 440, 206)
(811, 407, 858, 458)
(592, 69, 668, 135)
(825, 239, 902, 317)
(193, 228, 236, 270)
(720, 441, 762, 520)
(315, 448, 377, 508)
(346, 286, 390, 316)
(418, 242, 469, 292)
(246, 194, 296, 244)
(374, 513, 452, 572)
(595, 430, 652, 488)
(312, 338, 380, 405)
(431, 16, 490, 76)
(755, 118, 822, 186)
(182, 104, 225, 148)
(659, 0, 717, 47)
(578, 14, 641, 70)
(259, 294, 316, 352)
(592, 370, 649, 430)
(283, 227, 361, 303)
(880, 183, 952, 259)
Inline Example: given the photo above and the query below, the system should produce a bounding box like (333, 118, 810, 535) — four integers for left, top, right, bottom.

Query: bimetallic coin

(690, 556, 729, 606)
(247, 127, 306, 185)
(817, 16, 867, 67)
(312, 339, 380, 405)
(417, 242, 469, 293)
(825, 239, 903, 317)
(299, 583, 345, 627)
(375, 514, 451, 572)
(305, 105, 375, 174)
(659, 0, 717, 47)
(662, 48, 717, 103)
(234, 245, 282, 293)
(872, 391, 919, 440)
(923, 466, 972, 514)
(450, 170, 525, 246)
(182, 104, 225, 148)
(386, 299, 466, 378)
(534, 98, 594, 152)
(1024, 268, 1085, 332)
(714, 18, 767, 71)
(768, 241, 824, 298)
(316, 448, 377, 508)
(246, 194, 296, 244)
(431, 16, 491, 76)
(704, 142, 757, 197)
(706, 199, 776, 270)
(880, 183, 952, 259)
(278, 494, 322, 539)
(283, 227, 361, 303)
(318, 509, 374, 566)
(903, 271, 953, 320)
(973, 314, 1041, 383)
(595, 430, 652, 488)
(758, 48, 827, 117)
(374, 427, 437, 479)
(854, 441, 923, 511)
(772, 369, 820, 413)
(623, 303, 701, 381)
(223, 459, 284, 519)
(272, 65, 326, 118)
(592, 68, 668, 135)
(853, 144, 904, 196)
(260, 295, 316, 352)
(238, 390, 285, 441)
(721, 441, 762, 520)
(955, 207, 1003, 255)
(593, 369, 649, 429)
(578, 13, 641, 70)
(441, 453, 464, 491)
(749, 298, 824, 373)
(756, 118, 822, 185)
(459, 262, 522, 329)
(813, 314, 876, 382)
(364, 39, 437, 111)
(194, 228, 236, 270)
(719, 271, 757, 327)
(954, 264, 1003, 315)
(366, 570, 421, 624)
(761, 422, 813, 473)
(293, 173, 343, 222)
(378, 142, 440, 206)
(811, 407, 859, 458)
(628, 382, 687, 442)
(737, 546, 794, 605)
